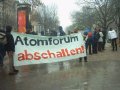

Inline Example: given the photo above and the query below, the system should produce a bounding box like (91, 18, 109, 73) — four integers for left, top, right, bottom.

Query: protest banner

(13, 32, 86, 66)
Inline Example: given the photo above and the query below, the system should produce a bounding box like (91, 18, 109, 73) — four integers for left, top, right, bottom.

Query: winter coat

(5, 33, 15, 52)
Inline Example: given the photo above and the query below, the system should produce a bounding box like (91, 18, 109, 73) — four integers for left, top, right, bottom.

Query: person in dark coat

(58, 26, 65, 69)
(59, 26, 66, 36)
(0, 29, 6, 67)
(5, 25, 19, 75)
(0, 43, 6, 67)
(92, 28, 100, 54)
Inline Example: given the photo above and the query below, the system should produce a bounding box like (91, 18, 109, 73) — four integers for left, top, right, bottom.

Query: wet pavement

(0, 43, 120, 90)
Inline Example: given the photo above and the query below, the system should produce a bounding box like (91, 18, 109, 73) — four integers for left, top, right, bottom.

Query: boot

(79, 58, 82, 62)
(84, 57, 87, 62)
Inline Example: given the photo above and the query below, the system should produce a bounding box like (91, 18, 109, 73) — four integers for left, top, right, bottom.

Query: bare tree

(3, 0, 17, 30)
(78, 0, 115, 30)
(71, 5, 96, 30)
(111, 0, 120, 44)
(22, 0, 43, 7)
(31, 4, 59, 35)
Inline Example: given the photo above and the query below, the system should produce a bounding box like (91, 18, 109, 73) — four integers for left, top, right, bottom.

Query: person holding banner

(58, 26, 66, 69)
(79, 34, 88, 62)
(5, 26, 19, 75)
(74, 28, 87, 62)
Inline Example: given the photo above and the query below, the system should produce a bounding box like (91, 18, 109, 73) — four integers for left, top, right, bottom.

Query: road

(0, 43, 120, 90)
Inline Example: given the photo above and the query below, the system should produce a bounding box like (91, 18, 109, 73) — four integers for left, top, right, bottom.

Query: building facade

(0, 0, 17, 30)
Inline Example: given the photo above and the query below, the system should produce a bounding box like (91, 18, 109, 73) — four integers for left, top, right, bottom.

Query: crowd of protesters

(0, 25, 66, 75)
(0, 25, 118, 75)
(83, 27, 117, 55)
(72, 27, 118, 62)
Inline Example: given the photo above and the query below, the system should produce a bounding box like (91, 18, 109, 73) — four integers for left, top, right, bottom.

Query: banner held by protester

(13, 32, 86, 66)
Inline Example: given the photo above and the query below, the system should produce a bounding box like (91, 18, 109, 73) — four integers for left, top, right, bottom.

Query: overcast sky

(19, 0, 80, 30)
(42, 0, 79, 30)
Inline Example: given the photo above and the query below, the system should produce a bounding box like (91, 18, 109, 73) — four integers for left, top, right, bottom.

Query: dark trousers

(98, 42, 103, 51)
(86, 42, 92, 54)
(0, 54, 4, 66)
(0, 44, 6, 66)
(111, 38, 117, 51)
(102, 41, 106, 50)
(79, 56, 87, 62)
(92, 42, 98, 54)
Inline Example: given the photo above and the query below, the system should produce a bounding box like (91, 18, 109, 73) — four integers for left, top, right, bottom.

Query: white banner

(13, 32, 86, 66)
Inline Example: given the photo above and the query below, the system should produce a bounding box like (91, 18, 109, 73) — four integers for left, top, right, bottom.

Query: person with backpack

(86, 31, 93, 55)
(5, 26, 19, 75)
(0, 29, 6, 67)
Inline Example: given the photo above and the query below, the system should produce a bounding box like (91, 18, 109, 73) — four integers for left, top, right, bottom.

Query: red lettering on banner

(18, 53, 25, 61)
(34, 52, 41, 60)
(65, 49, 70, 56)
(17, 46, 85, 61)
(75, 46, 84, 54)
(47, 50, 56, 58)
(25, 50, 33, 60)
(56, 51, 63, 58)
(70, 49, 76, 55)
(41, 53, 48, 59)
(18, 50, 41, 60)
(61, 49, 66, 56)
(81, 45, 84, 53)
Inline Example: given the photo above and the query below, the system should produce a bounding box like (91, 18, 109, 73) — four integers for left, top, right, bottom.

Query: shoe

(0, 65, 3, 68)
(12, 66, 19, 73)
(9, 69, 19, 75)
(84, 57, 88, 62)
(14, 69, 19, 73)
(84, 60, 88, 62)
(9, 71, 18, 75)
(79, 58, 82, 62)
(79, 60, 82, 62)
(0, 63, 3, 67)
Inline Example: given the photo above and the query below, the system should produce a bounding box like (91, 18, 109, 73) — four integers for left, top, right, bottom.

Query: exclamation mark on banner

(81, 45, 84, 53)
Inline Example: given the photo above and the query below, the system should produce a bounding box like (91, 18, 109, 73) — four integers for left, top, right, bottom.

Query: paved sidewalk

(0, 43, 120, 90)
(88, 43, 120, 61)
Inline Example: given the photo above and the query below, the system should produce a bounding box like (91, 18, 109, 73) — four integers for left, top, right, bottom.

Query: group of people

(0, 25, 18, 75)
(85, 28, 105, 55)
(73, 27, 118, 62)
(83, 27, 118, 55)
(0, 25, 66, 75)
(0, 25, 118, 75)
